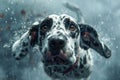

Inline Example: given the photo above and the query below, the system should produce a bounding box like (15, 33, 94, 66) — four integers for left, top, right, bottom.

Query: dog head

(37, 14, 81, 66)
(13, 13, 111, 66)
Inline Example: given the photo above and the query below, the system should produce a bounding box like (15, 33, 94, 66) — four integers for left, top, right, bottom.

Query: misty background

(0, 0, 120, 80)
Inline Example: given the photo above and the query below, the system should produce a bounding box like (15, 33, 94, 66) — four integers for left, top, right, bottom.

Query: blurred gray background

(0, 0, 120, 80)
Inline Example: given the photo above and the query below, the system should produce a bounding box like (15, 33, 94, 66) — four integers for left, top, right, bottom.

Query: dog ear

(12, 22, 40, 60)
(12, 31, 31, 60)
(79, 24, 111, 58)
(29, 22, 40, 46)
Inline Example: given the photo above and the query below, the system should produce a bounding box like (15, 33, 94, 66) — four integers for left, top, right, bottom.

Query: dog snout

(49, 37, 66, 49)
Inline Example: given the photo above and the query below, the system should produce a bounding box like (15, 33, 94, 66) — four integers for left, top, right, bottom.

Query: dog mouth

(43, 50, 71, 65)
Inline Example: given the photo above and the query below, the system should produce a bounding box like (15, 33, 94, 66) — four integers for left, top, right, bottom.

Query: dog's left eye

(69, 25, 76, 31)
(42, 26, 48, 32)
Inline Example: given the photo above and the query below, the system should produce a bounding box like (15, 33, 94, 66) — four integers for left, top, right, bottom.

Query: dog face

(12, 13, 111, 79)
(39, 14, 80, 66)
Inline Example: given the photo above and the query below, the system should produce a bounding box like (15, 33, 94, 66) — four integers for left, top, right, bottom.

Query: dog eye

(42, 26, 48, 32)
(69, 25, 76, 31)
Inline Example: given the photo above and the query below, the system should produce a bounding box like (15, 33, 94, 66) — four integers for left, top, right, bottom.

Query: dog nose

(49, 38, 66, 49)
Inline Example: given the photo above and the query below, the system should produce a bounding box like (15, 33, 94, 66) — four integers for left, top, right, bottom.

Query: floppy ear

(79, 24, 111, 58)
(29, 22, 40, 46)
(12, 22, 40, 60)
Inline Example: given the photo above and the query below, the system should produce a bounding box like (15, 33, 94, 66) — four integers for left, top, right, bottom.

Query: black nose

(49, 37, 66, 49)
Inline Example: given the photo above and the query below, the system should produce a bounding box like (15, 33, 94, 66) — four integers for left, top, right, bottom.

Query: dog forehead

(48, 14, 59, 21)
(48, 14, 77, 23)
(60, 14, 77, 22)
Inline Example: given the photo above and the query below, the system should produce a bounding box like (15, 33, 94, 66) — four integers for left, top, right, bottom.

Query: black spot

(93, 41, 100, 47)
(81, 69, 84, 73)
(60, 17, 63, 20)
(15, 57, 21, 60)
(83, 55, 87, 64)
(21, 49, 25, 52)
(64, 18, 70, 29)
(57, 31, 60, 34)
(80, 58, 82, 62)
(13, 53, 15, 56)
(21, 48, 28, 52)
(75, 42, 77, 46)
(24, 48, 28, 51)
(58, 22, 60, 25)
(57, 32, 63, 36)
(22, 42, 28, 46)
(63, 16, 65, 18)
(56, 26, 64, 30)
(80, 63, 84, 68)
(70, 32, 76, 38)
(53, 25, 56, 28)
(19, 52, 26, 57)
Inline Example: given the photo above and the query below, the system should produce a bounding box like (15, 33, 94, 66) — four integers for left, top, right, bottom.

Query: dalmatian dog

(12, 2, 111, 80)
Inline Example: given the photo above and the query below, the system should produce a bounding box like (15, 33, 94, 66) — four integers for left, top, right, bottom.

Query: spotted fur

(12, 14, 111, 80)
